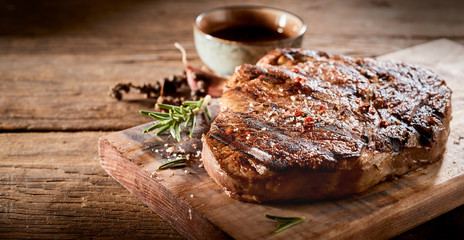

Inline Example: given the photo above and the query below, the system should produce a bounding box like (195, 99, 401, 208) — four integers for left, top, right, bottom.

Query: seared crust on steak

(202, 49, 452, 203)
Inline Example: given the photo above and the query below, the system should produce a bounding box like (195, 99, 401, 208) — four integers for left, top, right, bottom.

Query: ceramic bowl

(193, 5, 306, 77)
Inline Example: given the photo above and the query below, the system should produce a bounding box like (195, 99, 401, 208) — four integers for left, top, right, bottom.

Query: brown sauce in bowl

(209, 25, 290, 42)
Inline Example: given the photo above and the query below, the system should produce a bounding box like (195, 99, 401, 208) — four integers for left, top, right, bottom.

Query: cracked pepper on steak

(201, 49, 452, 203)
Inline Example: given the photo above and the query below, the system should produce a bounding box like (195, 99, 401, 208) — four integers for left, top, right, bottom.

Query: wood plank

(1, 0, 464, 132)
(99, 39, 464, 239)
(0, 0, 463, 55)
(0, 132, 184, 239)
(0, 133, 461, 239)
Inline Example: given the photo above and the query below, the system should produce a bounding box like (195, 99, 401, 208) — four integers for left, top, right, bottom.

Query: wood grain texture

(2, 0, 464, 239)
(1, 0, 464, 131)
(99, 39, 464, 239)
(0, 132, 184, 239)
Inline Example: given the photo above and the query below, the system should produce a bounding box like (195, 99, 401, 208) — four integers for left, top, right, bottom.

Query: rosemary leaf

(182, 101, 199, 106)
(169, 121, 176, 140)
(275, 219, 305, 233)
(265, 214, 307, 233)
(149, 112, 171, 121)
(185, 111, 193, 127)
(197, 98, 205, 108)
(158, 157, 187, 169)
(140, 96, 212, 141)
(143, 119, 172, 133)
(139, 110, 152, 116)
(173, 106, 183, 115)
(155, 124, 170, 135)
(157, 103, 178, 110)
(180, 105, 186, 115)
(175, 121, 182, 141)
(168, 162, 187, 168)
(205, 105, 211, 120)
(189, 114, 196, 137)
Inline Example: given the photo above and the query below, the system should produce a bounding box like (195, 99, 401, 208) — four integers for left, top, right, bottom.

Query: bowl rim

(193, 5, 307, 46)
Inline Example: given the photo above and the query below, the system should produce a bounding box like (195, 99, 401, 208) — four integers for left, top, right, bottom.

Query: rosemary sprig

(158, 157, 187, 169)
(140, 95, 211, 141)
(265, 214, 307, 233)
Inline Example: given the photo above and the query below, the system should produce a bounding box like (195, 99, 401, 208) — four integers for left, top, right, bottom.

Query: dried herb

(140, 95, 212, 141)
(265, 214, 307, 233)
(158, 157, 187, 169)
(109, 82, 162, 100)
(109, 71, 208, 106)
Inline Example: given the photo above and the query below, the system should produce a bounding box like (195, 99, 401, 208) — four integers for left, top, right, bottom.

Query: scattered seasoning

(226, 129, 232, 135)
(355, 98, 361, 104)
(290, 96, 296, 101)
(166, 147, 174, 154)
(291, 67, 299, 73)
(178, 146, 185, 153)
(265, 214, 307, 233)
(158, 157, 187, 170)
(195, 151, 201, 157)
(369, 107, 376, 114)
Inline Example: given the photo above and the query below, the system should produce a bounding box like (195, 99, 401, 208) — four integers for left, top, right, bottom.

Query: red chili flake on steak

(429, 117, 436, 124)
(304, 116, 315, 127)
(293, 109, 304, 117)
(360, 102, 371, 112)
(225, 129, 232, 135)
(380, 119, 389, 127)
(295, 76, 305, 83)
(291, 67, 299, 73)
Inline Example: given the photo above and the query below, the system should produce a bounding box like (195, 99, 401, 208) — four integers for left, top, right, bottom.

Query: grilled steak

(202, 49, 452, 203)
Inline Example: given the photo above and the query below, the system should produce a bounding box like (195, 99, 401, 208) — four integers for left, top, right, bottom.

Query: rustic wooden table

(1, 0, 463, 239)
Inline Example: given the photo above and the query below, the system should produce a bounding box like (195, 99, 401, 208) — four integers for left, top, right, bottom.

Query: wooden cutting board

(99, 39, 464, 240)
